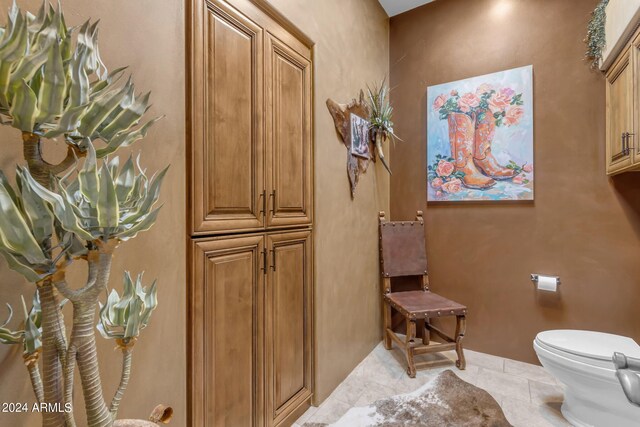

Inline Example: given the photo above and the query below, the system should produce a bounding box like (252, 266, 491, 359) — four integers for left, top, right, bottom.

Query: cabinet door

(191, 1, 265, 235)
(191, 235, 265, 427)
(265, 230, 313, 426)
(606, 47, 634, 174)
(634, 37, 640, 165)
(265, 34, 313, 228)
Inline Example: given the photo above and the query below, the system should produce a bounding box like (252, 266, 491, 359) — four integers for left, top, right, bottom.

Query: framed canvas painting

(427, 65, 534, 202)
(350, 114, 371, 159)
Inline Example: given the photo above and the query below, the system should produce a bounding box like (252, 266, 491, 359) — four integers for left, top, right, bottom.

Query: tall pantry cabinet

(187, 1, 314, 426)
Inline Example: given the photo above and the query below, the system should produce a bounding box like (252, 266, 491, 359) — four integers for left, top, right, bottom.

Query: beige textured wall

(267, 0, 390, 403)
(390, 0, 640, 364)
(0, 1, 187, 426)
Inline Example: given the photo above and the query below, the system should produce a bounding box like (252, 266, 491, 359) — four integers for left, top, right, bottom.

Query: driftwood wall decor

(327, 90, 377, 198)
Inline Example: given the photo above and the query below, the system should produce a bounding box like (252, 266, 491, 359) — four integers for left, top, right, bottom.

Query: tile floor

(294, 342, 571, 427)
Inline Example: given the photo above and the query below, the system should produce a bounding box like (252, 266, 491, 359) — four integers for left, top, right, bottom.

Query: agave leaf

(99, 91, 149, 141)
(68, 43, 90, 108)
(0, 304, 12, 328)
(27, 1, 47, 34)
(96, 163, 119, 229)
(28, 290, 41, 329)
(43, 103, 89, 137)
(90, 66, 126, 98)
(96, 115, 162, 158)
(30, 3, 59, 51)
(96, 288, 119, 339)
(21, 167, 94, 241)
(122, 166, 168, 224)
(0, 248, 45, 282)
(107, 156, 120, 178)
(21, 296, 41, 354)
(60, 25, 75, 62)
(78, 78, 131, 136)
(16, 168, 53, 242)
(37, 39, 66, 123)
(113, 272, 135, 325)
(115, 156, 135, 202)
(0, 12, 28, 104)
(140, 279, 157, 326)
(9, 28, 56, 91)
(118, 205, 161, 241)
(0, 328, 22, 344)
(123, 296, 143, 339)
(78, 139, 98, 205)
(0, 170, 19, 207)
(80, 21, 106, 79)
(0, 177, 47, 264)
(9, 79, 39, 132)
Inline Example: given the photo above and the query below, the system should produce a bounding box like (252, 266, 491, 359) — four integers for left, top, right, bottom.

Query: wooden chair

(379, 211, 467, 378)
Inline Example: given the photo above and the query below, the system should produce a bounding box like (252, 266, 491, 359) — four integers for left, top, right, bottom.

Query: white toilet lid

(536, 330, 640, 362)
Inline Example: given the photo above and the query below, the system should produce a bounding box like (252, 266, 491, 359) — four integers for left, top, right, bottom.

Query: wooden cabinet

(265, 35, 313, 228)
(190, 0, 313, 235)
(190, 235, 265, 427)
(264, 231, 313, 426)
(606, 29, 640, 175)
(188, 1, 314, 426)
(190, 231, 312, 427)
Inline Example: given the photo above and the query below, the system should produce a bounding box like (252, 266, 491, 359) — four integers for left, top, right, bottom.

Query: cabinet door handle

(613, 132, 629, 161)
(626, 132, 635, 155)
(259, 190, 266, 218)
(261, 249, 268, 274)
(270, 249, 276, 271)
(269, 190, 276, 215)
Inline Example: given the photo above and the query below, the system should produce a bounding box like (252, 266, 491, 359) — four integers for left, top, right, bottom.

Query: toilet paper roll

(537, 275, 558, 292)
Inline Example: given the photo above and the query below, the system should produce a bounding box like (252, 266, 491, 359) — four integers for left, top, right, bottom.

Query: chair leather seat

(385, 290, 467, 320)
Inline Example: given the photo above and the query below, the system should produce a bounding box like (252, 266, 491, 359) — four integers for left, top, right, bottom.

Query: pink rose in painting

(436, 160, 455, 177)
(476, 83, 493, 95)
(504, 106, 525, 126)
(442, 178, 462, 194)
(432, 94, 447, 111)
(512, 175, 524, 184)
(431, 177, 444, 189)
(488, 91, 511, 114)
(450, 90, 458, 97)
(523, 163, 533, 173)
(500, 87, 516, 99)
(458, 92, 480, 113)
(435, 190, 444, 197)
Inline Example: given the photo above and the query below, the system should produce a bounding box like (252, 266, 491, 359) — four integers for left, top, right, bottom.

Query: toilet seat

(535, 330, 640, 370)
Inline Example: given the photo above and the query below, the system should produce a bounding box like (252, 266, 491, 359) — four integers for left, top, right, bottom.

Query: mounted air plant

(0, 2, 170, 426)
(585, 0, 609, 69)
(366, 78, 400, 175)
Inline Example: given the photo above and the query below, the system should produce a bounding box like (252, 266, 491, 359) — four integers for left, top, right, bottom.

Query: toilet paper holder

(530, 274, 561, 286)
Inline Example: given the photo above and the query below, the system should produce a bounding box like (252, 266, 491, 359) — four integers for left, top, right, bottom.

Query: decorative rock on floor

(304, 370, 511, 427)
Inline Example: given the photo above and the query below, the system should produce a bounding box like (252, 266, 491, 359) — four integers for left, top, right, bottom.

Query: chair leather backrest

(379, 212, 428, 278)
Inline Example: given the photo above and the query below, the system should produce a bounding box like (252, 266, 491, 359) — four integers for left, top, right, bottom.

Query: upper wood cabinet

(189, 0, 313, 235)
(265, 35, 313, 228)
(606, 28, 640, 175)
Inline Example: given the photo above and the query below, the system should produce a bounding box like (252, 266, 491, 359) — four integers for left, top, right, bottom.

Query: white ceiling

(378, 0, 434, 17)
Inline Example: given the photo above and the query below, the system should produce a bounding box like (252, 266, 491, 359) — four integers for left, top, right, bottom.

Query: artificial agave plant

(0, 1, 169, 426)
(366, 78, 400, 175)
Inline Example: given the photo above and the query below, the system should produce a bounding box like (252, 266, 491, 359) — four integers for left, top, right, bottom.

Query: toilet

(534, 330, 640, 427)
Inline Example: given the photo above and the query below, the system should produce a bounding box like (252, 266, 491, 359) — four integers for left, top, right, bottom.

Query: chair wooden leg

(383, 302, 392, 350)
(455, 315, 466, 370)
(405, 318, 417, 378)
(421, 319, 430, 345)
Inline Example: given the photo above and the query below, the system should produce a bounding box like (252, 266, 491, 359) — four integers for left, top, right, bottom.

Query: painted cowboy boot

(474, 110, 517, 180)
(447, 112, 495, 190)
